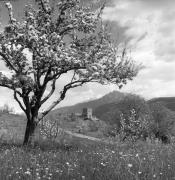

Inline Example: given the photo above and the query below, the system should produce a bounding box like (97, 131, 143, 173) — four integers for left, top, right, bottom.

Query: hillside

(94, 95, 151, 125)
(94, 96, 175, 137)
(52, 91, 127, 115)
(1, 93, 175, 141)
(93, 96, 175, 126)
(148, 97, 175, 111)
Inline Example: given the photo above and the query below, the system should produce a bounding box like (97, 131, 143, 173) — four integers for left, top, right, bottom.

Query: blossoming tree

(0, 0, 139, 145)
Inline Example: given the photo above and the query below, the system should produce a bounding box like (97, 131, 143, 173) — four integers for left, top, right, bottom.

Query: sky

(0, 0, 175, 113)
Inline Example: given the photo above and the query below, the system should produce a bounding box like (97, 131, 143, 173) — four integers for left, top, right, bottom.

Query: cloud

(131, 0, 175, 8)
(102, 0, 175, 99)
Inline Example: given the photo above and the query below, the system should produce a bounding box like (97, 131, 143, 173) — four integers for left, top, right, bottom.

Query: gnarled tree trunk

(23, 116, 38, 145)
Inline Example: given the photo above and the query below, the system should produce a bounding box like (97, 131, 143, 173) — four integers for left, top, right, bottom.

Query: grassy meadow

(1, 135, 175, 180)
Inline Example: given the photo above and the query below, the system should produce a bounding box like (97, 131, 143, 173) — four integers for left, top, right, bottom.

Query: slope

(52, 91, 127, 115)
(148, 97, 175, 112)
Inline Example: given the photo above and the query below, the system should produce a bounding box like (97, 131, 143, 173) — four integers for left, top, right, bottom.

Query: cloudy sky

(0, 0, 175, 113)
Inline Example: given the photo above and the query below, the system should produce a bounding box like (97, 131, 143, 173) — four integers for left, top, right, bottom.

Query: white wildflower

(119, 152, 123, 155)
(128, 164, 133, 168)
(5, 2, 12, 10)
(100, 162, 106, 166)
(25, 170, 31, 175)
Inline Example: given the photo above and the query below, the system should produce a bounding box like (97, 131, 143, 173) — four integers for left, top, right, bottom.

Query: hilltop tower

(82, 108, 93, 120)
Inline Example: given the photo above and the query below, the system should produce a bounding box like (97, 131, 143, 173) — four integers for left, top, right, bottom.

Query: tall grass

(1, 137, 175, 180)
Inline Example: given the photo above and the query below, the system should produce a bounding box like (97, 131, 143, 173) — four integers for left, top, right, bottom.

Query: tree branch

(5, 2, 16, 24)
(38, 88, 67, 121)
(45, 65, 86, 84)
(41, 79, 56, 105)
(14, 90, 26, 113)
(0, 52, 18, 73)
(35, 0, 51, 14)
(32, 51, 41, 90)
(71, 70, 76, 83)
(38, 78, 93, 122)
(42, 65, 52, 86)
(59, 27, 74, 36)
(0, 83, 13, 90)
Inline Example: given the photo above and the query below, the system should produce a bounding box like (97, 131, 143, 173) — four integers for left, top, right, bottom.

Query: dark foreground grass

(1, 139, 175, 180)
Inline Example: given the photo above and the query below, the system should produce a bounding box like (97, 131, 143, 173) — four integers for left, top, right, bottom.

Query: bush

(148, 102, 175, 143)
(119, 109, 151, 142)
(39, 117, 61, 141)
(117, 95, 152, 123)
(102, 94, 153, 140)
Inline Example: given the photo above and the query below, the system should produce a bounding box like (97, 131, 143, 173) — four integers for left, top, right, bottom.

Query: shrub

(39, 117, 61, 141)
(119, 109, 151, 142)
(149, 102, 175, 143)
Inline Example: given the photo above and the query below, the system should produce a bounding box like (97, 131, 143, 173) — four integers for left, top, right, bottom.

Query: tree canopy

(0, 0, 139, 144)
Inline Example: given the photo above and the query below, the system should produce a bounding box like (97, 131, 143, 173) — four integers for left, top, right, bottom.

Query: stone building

(82, 108, 93, 120)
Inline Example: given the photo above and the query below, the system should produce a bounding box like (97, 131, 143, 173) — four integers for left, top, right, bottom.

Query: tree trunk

(23, 117, 38, 145)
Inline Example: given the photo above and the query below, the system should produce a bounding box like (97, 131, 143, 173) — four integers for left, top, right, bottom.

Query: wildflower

(153, 174, 156, 178)
(101, 162, 106, 166)
(119, 152, 123, 155)
(128, 164, 133, 168)
(138, 171, 142, 174)
(66, 162, 70, 166)
(160, 172, 163, 175)
(5, 2, 12, 10)
(111, 151, 115, 154)
(5, 149, 10, 155)
(25, 170, 31, 175)
(136, 153, 139, 157)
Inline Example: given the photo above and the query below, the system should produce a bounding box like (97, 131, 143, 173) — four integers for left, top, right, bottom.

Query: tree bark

(23, 117, 38, 145)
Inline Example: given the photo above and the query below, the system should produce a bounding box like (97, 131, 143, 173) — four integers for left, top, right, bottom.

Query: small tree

(0, 0, 139, 145)
(40, 117, 60, 141)
(119, 109, 151, 142)
(149, 102, 175, 142)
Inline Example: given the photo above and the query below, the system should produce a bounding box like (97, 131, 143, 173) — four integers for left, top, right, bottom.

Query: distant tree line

(0, 104, 14, 114)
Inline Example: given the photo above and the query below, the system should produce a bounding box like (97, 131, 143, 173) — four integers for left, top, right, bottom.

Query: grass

(1, 137, 175, 180)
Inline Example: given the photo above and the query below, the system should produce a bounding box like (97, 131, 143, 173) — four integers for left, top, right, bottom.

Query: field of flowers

(1, 138, 175, 180)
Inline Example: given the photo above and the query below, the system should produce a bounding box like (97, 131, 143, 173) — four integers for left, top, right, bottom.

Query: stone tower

(82, 108, 93, 120)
